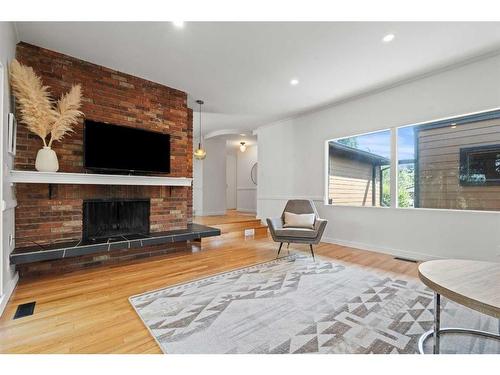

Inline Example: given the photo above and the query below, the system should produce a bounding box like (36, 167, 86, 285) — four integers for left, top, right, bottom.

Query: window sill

(324, 203, 500, 214)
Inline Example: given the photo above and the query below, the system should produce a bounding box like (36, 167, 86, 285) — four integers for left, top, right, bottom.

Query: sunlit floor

(0, 212, 418, 353)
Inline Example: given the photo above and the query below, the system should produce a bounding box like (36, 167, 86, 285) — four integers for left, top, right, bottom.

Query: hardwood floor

(193, 209, 256, 225)
(0, 216, 419, 353)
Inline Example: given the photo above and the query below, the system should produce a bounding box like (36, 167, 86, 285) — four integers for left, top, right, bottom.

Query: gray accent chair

(266, 199, 328, 259)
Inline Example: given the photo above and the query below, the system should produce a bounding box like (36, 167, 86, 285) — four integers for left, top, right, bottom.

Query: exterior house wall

(328, 155, 381, 206)
(417, 117, 500, 210)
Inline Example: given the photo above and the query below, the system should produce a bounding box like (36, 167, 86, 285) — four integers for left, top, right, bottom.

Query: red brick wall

(14, 43, 193, 248)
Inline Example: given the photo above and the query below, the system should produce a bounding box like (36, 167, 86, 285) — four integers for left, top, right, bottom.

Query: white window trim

(324, 106, 500, 213)
(390, 128, 398, 208)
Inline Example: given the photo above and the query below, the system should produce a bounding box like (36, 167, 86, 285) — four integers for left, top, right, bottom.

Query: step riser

(254, 227, 268, 236)
(204, 230, 268, 241)
(211, 220, 264, 234)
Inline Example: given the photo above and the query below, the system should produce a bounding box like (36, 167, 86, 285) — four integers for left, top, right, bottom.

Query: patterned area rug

(129, 254, 499, 354)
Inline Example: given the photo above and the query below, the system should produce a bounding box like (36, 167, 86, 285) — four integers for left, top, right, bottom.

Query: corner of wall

(0, 271, 18, 317)
(1, 21, 19, 317)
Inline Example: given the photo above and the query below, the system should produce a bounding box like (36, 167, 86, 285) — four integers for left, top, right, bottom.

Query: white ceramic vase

(35, 146, 59, 172)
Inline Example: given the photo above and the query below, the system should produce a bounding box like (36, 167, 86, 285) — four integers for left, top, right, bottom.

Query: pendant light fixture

(194, 99, 207, 160)
(239, 141, 247, 152)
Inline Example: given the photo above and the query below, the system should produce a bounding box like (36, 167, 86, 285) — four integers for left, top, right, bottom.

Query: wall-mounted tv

(84, 120, 170, 174)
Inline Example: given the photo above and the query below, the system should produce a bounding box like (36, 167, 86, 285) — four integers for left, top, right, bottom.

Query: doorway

(226, 153, 237, 209)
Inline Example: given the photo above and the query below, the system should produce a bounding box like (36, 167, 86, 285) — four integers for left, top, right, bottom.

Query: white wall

(195, 138, 227, 216)
(226, 153, 237, 209)
(257, 53, 500, 262)
(0, 22, 18, 316)
(237, 145, 258, 213)
(192, 152, 203, 216)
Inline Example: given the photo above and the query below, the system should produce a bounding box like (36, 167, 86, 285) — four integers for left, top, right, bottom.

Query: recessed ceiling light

(382, 33, 395, 43)
(240, 133, 246, 136)
(450, 123, 457, 129)
(172, 21, 184, 28)
(290, 78, 299, 86)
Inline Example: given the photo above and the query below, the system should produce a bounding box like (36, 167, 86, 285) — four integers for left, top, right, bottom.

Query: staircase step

(204, 225, 268, 240)
(253, 225, 268, 236)
(210, 219, 264, 234)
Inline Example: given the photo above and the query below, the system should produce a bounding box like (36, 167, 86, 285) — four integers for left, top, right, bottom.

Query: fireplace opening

(82, 199, 150, 243)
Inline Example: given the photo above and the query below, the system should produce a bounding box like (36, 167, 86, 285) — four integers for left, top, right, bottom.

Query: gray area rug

(129, 254, 499, 354)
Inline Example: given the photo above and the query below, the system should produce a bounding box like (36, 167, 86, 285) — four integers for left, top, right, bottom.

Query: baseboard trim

(0, 272, 19, 317)
(322, 237, 442, 262)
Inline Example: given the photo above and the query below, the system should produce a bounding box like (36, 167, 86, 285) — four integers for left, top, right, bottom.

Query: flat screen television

(84, 120, 170, 174)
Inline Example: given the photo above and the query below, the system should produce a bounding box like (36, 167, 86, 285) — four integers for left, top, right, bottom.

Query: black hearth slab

(79, 237, 110, 246)
(11, 249, 66, 265)
(108, 239, 144, 251)
(10, 224, 221, 265)
(11, 240, 82, 254)
(64, 243, 110, 258)
(143, 236, 173, 247)
(123, 233, 150, 240)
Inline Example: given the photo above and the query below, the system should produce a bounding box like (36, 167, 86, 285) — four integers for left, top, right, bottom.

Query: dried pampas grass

(9, 60, 55, 146)
(49, 84, 83, 146)
(9, 59, 83, 147)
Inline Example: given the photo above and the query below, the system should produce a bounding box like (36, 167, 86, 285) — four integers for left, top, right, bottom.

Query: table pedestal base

(418, 327, 500, 354)
(418, 292, 500, 354)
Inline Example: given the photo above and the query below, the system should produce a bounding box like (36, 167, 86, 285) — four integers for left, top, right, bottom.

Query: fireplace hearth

(10, 43, 216, 278)
(82, 199, 150, 243)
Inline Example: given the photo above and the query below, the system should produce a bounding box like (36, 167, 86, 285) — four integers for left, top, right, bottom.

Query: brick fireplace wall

(14, 42, 193, 249)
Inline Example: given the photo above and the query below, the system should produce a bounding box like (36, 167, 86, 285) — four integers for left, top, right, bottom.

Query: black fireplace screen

(82, 199, 150, 241)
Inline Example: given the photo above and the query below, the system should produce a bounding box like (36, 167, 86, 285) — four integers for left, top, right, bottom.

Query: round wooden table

(418, 259, 500, 354)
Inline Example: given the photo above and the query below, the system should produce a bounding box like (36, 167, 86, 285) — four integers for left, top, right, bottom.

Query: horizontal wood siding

(417, 118, 500, 210)
(329, 155, 380, 206)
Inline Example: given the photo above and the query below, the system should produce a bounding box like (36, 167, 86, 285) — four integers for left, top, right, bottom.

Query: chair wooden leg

(277, 242, 283, 258)
(309, 244, 315, 260)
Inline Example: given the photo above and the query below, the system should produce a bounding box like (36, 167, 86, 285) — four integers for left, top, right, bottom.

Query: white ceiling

(15, 22, 500, 135)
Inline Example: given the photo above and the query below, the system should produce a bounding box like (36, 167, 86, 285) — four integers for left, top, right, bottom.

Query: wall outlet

(244, 229, 255, 237)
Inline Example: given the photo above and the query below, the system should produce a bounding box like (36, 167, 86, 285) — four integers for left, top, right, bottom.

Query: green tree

(337, 137, 359, 149)
(398, 165, 414, 208)
(381, 167, 391, 206)
(380, 165, 415, 207)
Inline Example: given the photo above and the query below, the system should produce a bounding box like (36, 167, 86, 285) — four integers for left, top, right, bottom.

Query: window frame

(324, 107, 500, 212)
(459, 144, 500, 186)
(324, 128, 393, 208)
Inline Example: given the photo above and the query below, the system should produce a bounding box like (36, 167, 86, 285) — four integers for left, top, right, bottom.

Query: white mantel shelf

(8, 170, 192, 187)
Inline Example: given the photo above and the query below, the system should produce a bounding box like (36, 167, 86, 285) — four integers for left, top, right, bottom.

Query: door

(226, 154, 237, 209)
